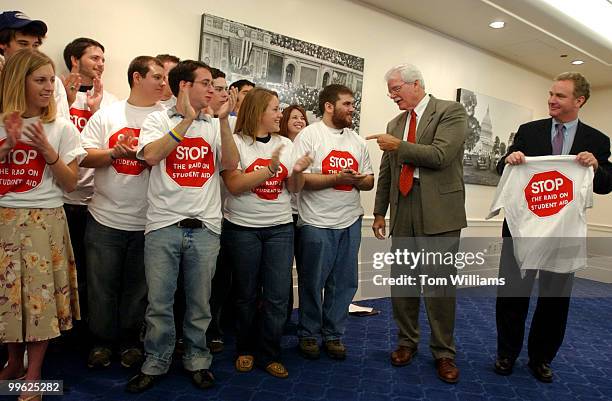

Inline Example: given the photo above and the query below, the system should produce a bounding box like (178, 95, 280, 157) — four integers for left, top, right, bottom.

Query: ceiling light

(489, 21, 505, 29)
(571, 60, 585, 65)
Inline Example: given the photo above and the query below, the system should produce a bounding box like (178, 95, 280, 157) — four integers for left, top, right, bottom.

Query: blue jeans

(296, 218, 361, 341)
(84, 214, 146, 349)
(141, 224, 219, 375)
(222, 220, 293, 366)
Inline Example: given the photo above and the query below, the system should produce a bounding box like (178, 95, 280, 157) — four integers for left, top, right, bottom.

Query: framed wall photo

(199, 14, 365, 131)
(457, 88, 533, 186)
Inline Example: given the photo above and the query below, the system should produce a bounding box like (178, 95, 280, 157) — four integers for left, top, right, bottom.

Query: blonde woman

(222, 88, 311, 378)
(0, 49, 84, 401)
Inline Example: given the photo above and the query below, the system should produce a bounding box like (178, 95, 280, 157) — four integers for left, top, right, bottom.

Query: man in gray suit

(368, 64, 467, 383)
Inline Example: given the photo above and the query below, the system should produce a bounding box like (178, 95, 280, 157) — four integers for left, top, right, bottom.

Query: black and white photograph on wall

(456, 88, 533, 186)
(199, 13, 365, 131)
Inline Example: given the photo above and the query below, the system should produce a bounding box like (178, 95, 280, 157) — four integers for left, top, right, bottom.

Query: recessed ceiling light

(489, 21, 505, 29)
(571, 59, 585, 65)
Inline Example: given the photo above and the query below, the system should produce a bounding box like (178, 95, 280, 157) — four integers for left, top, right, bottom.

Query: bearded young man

(292, 84, 374, 361)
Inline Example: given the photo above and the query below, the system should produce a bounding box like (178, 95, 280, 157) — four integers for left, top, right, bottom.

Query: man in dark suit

(368, 64, 467, 383)
(494, 72, 612, 382)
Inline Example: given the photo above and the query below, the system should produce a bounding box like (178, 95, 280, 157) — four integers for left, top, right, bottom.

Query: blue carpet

(39, 278, 612, 401)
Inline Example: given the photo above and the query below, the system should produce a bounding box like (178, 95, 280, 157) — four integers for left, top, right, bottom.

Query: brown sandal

(235, 355, 254, 372)
(265, 362, 288, 379)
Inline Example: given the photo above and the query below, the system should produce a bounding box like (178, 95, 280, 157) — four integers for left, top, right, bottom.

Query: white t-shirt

(64, 89, 118, 205)
(224, 134, 294, 227)
(292, 121, 373, 229)
(160, 97, 177, 110)
(54, 77, 71, 121)
(0, 116, 85, 208)
(81, 100, 164, 231)
(137, 111, 224, 234)
(488, 156, 594, 274)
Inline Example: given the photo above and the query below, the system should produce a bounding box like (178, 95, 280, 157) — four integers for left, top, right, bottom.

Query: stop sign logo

(165, 137, 214, 187)
(108, 127, 146, 176)
(245, 158, 288, 200)
(0, 140, 46, 195)
(70, 107, 93, 132)
(322, 150, 359, 191)
(524, 170, 573, 217)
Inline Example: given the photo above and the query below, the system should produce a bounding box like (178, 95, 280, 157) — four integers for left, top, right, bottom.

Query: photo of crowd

(199, 14, 364, 131)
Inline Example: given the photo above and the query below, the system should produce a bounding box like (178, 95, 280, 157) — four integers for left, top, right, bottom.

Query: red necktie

(399, 110, 417, 196)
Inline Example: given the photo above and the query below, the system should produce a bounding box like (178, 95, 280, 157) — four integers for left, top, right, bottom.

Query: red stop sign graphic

(165, 137, 215, 187)
(322, 150, 359, 191)
(245, 158, 288, 200)
(524, 170, 573, 217)
(70, 107, 93, 132)
(109, 127, 146, 176)
(0, 140, 46, 195)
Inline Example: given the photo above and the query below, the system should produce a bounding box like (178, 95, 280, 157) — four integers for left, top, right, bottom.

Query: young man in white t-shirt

(78, 56, 165, 370)
(126, 60, 238, 393)
(61, 37, 118, 330)
(156, 54, 179, 109)
(292, 84, 374, 360)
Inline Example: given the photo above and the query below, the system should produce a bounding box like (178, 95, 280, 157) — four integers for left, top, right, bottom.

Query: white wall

(11, 0, 611, 230)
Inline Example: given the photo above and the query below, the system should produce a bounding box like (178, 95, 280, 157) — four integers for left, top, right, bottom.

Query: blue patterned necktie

(552, 124, 565, 155)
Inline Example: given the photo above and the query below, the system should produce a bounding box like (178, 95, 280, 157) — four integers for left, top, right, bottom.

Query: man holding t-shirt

(292, 84, 374, 360)
(126, 60, 238, 393)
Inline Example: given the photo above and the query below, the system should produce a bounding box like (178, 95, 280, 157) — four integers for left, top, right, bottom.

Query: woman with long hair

(278, 104, 309, 331)
(279, 104, 308, 142)
(221, 88, 311, 378)
(0, 49, 84, 401)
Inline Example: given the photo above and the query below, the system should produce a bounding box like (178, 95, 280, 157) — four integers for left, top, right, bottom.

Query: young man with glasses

(126, 60, 239, 393)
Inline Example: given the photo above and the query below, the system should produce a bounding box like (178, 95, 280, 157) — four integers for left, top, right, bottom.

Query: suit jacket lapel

(541, 118, 553, 155)
(391, 112, 408, 140)
(416, 96, 435, 142)
(569, 120, 588, 154)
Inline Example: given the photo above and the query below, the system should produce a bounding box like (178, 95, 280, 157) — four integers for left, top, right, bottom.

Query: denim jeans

(141, 224, 219, 375)
(296, 217, 361, 341)
(222, 220, 293, 366)
(84, 214, 146, 349)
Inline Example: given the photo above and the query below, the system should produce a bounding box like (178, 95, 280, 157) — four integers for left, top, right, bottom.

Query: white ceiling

(355, 0, 612, 88)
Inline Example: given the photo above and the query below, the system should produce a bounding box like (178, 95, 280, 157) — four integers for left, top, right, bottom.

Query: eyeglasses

(214, 86, 229, 92)
(387, 81, 415, 96)
(192, 79, 212, 88)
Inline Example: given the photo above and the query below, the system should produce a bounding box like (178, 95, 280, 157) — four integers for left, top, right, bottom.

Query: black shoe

(494, 356, 514, 376)
(125, 372, 163, 393)
(528, 360, 553, 383)
(189, 369, 215, 389)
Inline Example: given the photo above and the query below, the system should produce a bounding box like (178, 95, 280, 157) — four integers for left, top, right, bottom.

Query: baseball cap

(0, 11, 47, 35)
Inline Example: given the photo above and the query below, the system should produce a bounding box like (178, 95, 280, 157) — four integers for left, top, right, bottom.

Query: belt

(177, 218, 204, 229)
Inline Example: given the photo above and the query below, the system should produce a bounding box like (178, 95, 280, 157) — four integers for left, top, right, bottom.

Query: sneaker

(324, 339, 346, 360)
(298, 338, 320, 359)
(189, 369, 215, 389)
(125, 372, 163, 393)
(87, 347, 112, 368)
(208, 338, 224, 354)
(120, 348, 144, 368)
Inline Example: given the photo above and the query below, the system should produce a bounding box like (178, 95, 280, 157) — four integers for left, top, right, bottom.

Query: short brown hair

(127, 55, 163, 88)
(555, 72, 590, 106)
(279, 104, 308, 138)
(318, 84, 353, 115)
(156, 54, 179, 65)
(235, 88, 278, 142)
(168, 60, 212, 97)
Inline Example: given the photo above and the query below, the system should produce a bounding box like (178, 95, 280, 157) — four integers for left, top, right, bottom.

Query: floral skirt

(0, 207, 81, 343)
